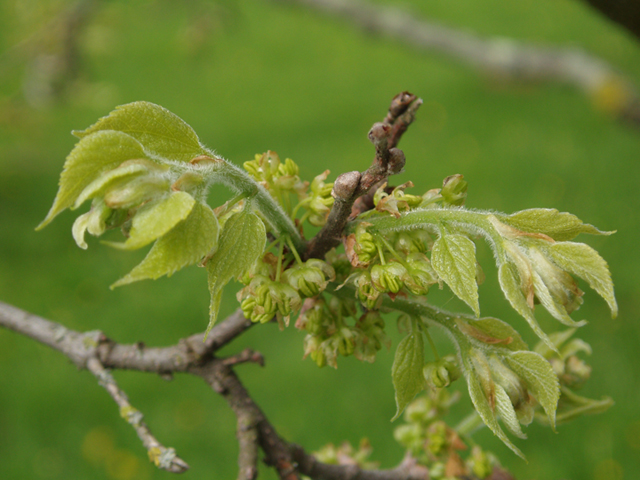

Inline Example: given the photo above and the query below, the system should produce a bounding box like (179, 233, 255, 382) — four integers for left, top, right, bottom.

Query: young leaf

(74, 101, 208, 162)
(106, 192, 196, 250)
(530, 271, 587, 328)
(205, 206, 266, 335)
(455, 316, 528, 351)
(544, 242, 618, 318)
(73, 161, 153, 209)
(500, 209, 610, 241)
(111, 202, 219, 288)
(391, 327, 425, 421)
(498, 263, 557, 353)
(37, 131, 147, 229)
(464, 353, 525, 459)
(504, 351, 560, 428)
(494, 384, 527, 439)
(431, 234, 480, 316)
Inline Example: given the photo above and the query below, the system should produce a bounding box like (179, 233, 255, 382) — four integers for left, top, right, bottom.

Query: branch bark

(304, 92, 422, 260)
(0, 300, 435, 479)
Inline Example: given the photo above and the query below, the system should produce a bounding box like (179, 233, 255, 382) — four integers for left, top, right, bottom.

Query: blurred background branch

(272, 0, 640, 125)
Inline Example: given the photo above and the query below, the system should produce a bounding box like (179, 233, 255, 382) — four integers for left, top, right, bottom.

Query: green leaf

(530, 271, 587, 328)
(464, 351, 525, 459)
(37, 131, 147, 229)
(391, 327, 425, 421)
(105, 192, 196, 250)
(498, 263, 557, 353)
(74, 101, 208, 162)
(431, 234, 480, 316)
(111, 202, 219, 288)
(455, 316, 528, 351)
(504, 351, 560, 429)
(501, 209, 610, 241)
(545, 242, 617, 318)
(494, 383, 527, 439)
(205, 206, 266, 335)
(73, 161, 152, 209)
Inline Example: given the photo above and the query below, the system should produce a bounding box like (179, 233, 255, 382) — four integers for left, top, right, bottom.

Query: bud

(371, 263, 407, 294)
(353, 270, 382, 310)
(394, 232, 426, 255)
(393, 424, 424, 455)
(405, 253, 439, 295)
(283, 259, 335, 297)
(425, 421, 448, 456)
(295, 298, 326, 334)
(441, 174, 467, 206)
(423, 356, 461, 389)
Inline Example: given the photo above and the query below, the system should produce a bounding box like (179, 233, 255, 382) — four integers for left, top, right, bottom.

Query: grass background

(1, 0, 639, 479)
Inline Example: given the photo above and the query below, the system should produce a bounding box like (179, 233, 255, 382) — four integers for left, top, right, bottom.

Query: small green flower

(423, 356, 461, 389)
(371, 263, 407, 294)
(283, 259, 335, 297)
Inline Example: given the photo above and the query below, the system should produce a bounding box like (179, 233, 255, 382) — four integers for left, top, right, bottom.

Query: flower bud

(393, 424, 424, 455)
(283, 259, 335, 297)
(441, 174, 467, 206)
(371, 263, 407, 294)
(423, 357, 461, 389)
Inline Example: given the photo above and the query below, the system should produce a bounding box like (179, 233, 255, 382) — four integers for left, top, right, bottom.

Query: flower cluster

(243, 151, 335, 227)
(297, 297, 389, 368)
(393, 390, 504, 479)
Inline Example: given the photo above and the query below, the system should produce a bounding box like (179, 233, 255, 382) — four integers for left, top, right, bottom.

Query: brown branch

(304, 92, 422, 260)
(272, 0, 640, 126)
(0, 300, 513, 480)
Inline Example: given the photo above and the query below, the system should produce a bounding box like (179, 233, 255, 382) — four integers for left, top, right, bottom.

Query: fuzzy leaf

(545, 242, 617, 318)
(494, 384, 527, 439)
(391, 329, 425, 421)
(431, 234, 480, 316)
(455, 316, 528, 351)
(106, 192, 196, 250)
(498, 263, 557, 353)
(205, 207, 266, 335)
(37, 131, 147, 229)
(464, 353, 525, 459)
(530, 271, 587, 328)
(73, 162, 151, 209)
(74, 101, 207, 162)
(501, 209, 610, 241)
(504, 351, 560, 428)
(111, 202, 218, 288)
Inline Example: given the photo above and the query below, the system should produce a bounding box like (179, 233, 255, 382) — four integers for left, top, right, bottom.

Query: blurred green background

(1, 0, 639, 479)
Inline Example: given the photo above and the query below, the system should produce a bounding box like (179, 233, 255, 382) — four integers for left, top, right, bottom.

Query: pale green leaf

(74, 101, 207, 162)
(504, 351, 560, 428)
(494, 384, 527, 439)
(73, 162, 150, 209)
(530, 271, 587, 328)
(545, 242, 617, 318)
(205, 207, 266, 334)
(455, 316, 528, 351)
(501, 209, 610, 241)
(391, 329, 425, 421)
(464, 353, 525, 459)
(105, 192, 196, 250)
(37, 131, 147, 229)
(498, 263, 557, 353)
(431, 234, 480, 316)
(111, 202, 218, 288)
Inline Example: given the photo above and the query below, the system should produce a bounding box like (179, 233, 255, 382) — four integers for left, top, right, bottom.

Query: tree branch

(0, 299, 435, 479)
(272, 0, 640, 125)
(304, 92, 422, 260)
(86, 357, 189, 473)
